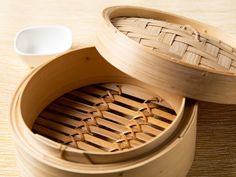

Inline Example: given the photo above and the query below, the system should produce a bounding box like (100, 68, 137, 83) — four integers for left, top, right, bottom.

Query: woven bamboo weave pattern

(32, 83, 176, 153)
(112, 17, 236, 72)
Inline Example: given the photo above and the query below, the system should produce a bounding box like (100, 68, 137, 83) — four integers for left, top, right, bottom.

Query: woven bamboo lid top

(32, 83, 178, 153)
(112, 17, 236, 72)
(96, 6, 236, 104)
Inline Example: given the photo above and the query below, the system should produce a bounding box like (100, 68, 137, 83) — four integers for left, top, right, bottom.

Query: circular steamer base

(10, 47, 197, 177)
(32, 83, 179, 154)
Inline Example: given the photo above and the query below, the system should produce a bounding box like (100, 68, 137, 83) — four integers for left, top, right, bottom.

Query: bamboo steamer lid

(96, 6, 236, 104)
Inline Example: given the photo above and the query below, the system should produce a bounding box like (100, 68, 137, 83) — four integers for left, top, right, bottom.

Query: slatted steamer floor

(32, 83, 177, 153)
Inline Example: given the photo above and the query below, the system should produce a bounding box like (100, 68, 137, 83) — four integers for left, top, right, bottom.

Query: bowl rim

(14, 25, 72, 56)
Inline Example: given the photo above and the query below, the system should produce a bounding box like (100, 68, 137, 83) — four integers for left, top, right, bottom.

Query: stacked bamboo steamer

(10, 5, 236, 177)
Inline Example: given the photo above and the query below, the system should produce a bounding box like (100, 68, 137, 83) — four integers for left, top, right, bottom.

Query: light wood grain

(0, 0, 236, 177)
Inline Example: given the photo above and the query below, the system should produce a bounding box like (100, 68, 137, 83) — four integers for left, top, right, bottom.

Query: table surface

(1, 0, 236, 176)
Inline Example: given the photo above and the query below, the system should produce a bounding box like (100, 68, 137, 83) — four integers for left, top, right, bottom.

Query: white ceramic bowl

(14, 26, 72, 67)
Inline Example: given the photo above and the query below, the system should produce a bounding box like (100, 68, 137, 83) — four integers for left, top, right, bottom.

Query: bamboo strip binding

(32, 83, 176, 153)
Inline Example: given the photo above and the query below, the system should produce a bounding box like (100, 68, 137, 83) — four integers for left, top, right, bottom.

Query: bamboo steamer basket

(10, 47, 198, 177)
(15, 47, 186, 163)
(96, 6, 236, 104)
